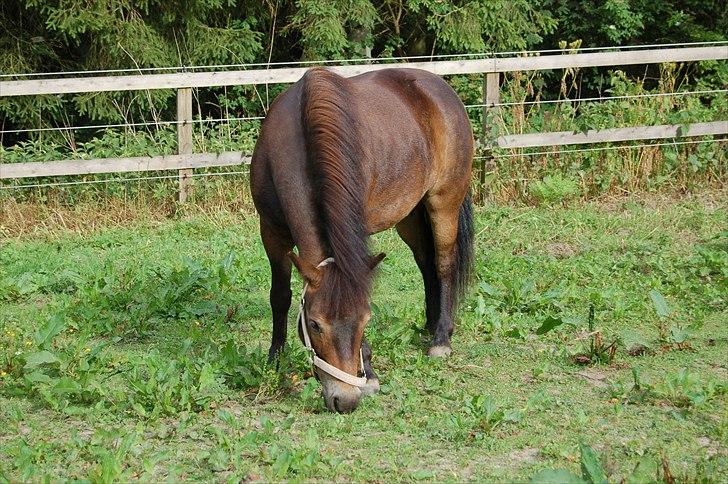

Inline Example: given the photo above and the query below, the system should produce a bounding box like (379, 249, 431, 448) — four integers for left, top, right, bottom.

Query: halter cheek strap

(298, 258, 368, 388)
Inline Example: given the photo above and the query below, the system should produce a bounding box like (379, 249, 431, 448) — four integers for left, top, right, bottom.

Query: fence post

(479, 72, 501, 201)
(177, 88, 193, 203)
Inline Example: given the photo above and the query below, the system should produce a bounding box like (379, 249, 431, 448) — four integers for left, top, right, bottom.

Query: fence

(1, 43, 727, 202)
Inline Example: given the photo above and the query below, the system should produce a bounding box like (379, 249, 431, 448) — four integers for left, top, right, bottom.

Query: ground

(0, 190, 726, 482)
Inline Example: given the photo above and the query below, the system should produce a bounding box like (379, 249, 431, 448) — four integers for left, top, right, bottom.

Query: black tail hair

(453, 192, 474, 304)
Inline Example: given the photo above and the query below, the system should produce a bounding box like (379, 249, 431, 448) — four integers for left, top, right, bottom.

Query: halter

(297, 258, 368, 387)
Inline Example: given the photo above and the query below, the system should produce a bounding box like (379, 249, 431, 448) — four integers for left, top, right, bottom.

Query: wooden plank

(491, 46, 728, 73)
(2, 46, 726, 97)
(0, 152, 250, 180)
(177, 88, 193, 203)
(498, 121, 728, 148)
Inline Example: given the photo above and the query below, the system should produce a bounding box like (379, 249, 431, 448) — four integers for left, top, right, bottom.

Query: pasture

(1, 189, 726, 481)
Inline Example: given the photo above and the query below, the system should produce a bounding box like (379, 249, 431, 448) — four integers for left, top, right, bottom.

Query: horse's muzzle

(321, 375, 362, 413)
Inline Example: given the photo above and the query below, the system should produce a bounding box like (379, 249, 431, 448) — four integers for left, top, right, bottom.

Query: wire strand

(0, 116, 264, 135)
(472, 138, 725, 159)
(0, 169, 251, 190)
(2, 41, 727, 79)
(465, 89, 728, 109)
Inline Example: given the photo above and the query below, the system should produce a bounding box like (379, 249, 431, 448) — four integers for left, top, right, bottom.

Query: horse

(250, 66, 474, 413)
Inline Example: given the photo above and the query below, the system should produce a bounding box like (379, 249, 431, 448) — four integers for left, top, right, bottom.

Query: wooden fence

(1, 45, 726, 201)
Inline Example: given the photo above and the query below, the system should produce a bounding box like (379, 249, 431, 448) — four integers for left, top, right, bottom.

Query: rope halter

(297, 257, 368, 388)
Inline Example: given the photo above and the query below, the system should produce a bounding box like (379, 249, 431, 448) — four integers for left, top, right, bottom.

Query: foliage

(542, 0, 728, 48)
(124, 344, 226, 417)
(2, 0, 724, 139)
(408, 0, 556, 52)
(450, 394, 523, 439)
(529, 174, 581, 205)
(1, 1, 726, 204)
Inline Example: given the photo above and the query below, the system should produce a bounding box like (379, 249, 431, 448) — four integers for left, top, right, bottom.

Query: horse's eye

(309, 320, 322, 334)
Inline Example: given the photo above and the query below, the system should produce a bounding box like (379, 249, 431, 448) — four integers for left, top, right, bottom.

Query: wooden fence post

(177, 88, 193, 203)
(480, 72, 500, 201)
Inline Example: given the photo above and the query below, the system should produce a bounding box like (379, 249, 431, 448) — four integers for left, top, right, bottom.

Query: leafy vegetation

(1, 1, 726, 206)
(1, 190, 726, 480)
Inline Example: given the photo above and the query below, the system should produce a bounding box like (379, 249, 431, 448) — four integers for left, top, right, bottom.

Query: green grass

(1, 191, 726, 482)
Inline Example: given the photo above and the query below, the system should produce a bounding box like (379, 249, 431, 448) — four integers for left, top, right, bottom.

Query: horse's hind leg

(260, 221, 294, 362)
(395, 203, 441, 333)
(423, 193, 464, 357)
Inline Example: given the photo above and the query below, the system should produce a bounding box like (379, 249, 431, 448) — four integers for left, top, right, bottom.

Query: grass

(0, 189, 726, 482)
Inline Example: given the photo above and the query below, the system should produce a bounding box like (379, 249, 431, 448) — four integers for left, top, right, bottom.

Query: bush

(528, 174, 581, 205)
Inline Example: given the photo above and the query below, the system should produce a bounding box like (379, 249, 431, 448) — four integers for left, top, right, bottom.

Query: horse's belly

(364, 171, 428, 234)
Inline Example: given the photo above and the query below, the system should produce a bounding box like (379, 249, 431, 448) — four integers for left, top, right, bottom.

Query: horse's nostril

(333, 397, 341, 413)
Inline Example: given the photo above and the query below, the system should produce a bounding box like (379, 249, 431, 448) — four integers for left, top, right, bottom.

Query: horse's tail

(299, 68, 370, 316)
(454, 192, 474, 304)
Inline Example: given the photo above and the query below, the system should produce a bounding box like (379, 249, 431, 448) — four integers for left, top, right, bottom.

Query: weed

(68, 253, 238, 337)
(650, 288, 700, 350)
(608, 367, 726, 409)
(529, 174, 582, 205)
(607, 368, 657, 405)
(572, 305, 618, 366)
(124, 342, 227, 418)
(451, 394, 523, 440)
(7, 316, 111, 412)
(658, 368, 727, 408)
(531, 442, 607, 483)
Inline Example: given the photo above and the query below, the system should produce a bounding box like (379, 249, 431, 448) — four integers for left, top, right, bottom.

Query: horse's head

(289, 251, 385, 413)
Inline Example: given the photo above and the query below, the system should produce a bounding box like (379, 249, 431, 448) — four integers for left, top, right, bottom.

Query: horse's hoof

(427, 345, 452, 358)
(361, 378, 380, 397)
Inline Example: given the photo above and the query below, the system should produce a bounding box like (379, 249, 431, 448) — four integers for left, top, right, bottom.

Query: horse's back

(349, 68, 474, 230)
(252, 67, 473, 235)
(353, 68, 473, 180)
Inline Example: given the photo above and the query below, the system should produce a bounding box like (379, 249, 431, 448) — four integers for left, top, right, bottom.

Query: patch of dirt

(697, 437, 723, 458)
(627, 344, 654, 357)
(574, 368, 610, 388)
(469, 447, 541, 477)
(708, 363, 728, 379)
(508, 447, 540, 465)
(675, 230, 699, 247)
(546, 242, 578, 258)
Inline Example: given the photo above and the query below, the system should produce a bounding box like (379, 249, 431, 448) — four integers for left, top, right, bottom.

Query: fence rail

(496, 121, 728, 149)
(1, 44, 727, 201)
(2, 46, 725, 97)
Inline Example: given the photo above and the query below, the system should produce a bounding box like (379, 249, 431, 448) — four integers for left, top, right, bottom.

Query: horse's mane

(300, 68, 371, 318)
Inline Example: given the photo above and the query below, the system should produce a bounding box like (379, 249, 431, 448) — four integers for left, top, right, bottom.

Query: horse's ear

(369, 252, 386, 270)
(288, 251, 322, 287)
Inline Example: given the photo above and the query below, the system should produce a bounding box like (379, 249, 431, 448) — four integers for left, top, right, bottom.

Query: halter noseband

(297, 258, 367, 388)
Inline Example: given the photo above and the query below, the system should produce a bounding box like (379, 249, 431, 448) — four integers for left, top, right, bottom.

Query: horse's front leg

(261, 222, 294, 362)
(360, 338, 380, 396)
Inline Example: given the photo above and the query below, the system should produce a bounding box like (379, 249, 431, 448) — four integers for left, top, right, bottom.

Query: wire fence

(3, 89, 724, 135)
(480, 138, 724, 159)
(2, 138, 723, 191)
(1, 42, 725, 195)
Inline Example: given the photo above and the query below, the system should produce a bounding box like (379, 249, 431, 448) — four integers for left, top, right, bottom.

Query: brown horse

(250, 67, 474, 413)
